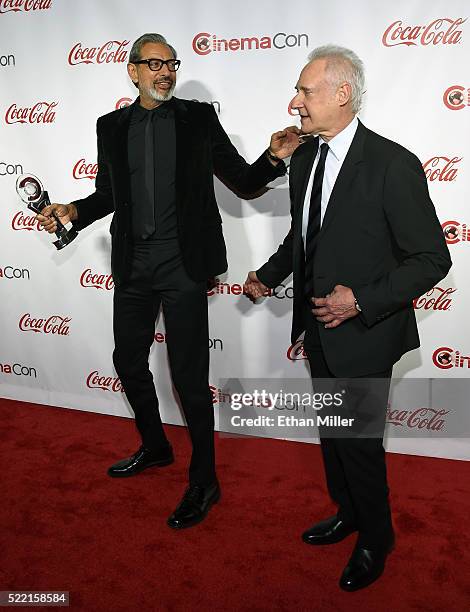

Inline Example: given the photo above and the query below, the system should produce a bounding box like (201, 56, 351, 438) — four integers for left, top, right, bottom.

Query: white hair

(307, 45, 365, 114)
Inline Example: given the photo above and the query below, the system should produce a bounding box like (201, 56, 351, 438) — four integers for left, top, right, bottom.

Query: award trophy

(16, 173, 77, 250)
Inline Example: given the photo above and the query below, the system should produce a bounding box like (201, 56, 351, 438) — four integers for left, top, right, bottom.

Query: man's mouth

(154, 80, 172, 91)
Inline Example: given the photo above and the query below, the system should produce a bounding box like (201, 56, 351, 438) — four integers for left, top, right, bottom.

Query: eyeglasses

(133, 58, 181, 72)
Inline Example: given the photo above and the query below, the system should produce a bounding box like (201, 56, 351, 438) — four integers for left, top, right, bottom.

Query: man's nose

(290, 93, 302, 111)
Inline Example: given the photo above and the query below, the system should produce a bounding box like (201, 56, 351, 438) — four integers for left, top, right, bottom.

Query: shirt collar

(319, 116, 358, 162)
(131, 97, 175, 123)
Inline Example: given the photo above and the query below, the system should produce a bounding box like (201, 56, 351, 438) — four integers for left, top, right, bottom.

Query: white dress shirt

(302, 116, 359, 250)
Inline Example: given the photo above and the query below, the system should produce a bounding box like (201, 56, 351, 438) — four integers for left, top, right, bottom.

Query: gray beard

(145, 82, 176, 103)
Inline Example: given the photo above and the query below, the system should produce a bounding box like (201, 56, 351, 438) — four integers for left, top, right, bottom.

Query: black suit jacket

(257, 121, 452, 376)
(72, 97, 285, 287)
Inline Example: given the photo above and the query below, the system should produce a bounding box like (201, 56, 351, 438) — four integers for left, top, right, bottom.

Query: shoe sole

(167, 489, 221, 530)
(107, 456, 175, 478)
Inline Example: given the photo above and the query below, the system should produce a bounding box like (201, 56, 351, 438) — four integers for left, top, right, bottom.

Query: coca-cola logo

(0, 0, 52, 13)
(387, 406, 448, 431)
(73, 159, 97, 180)
(11, 210, 44, 232)
(441, 220, 469, 244)
(443, 85, 470, 111)
(413, 286, 456, 311)
(287, 340, 307, 361)
(423, 156, 462, 182)
(382, 17, 466, 47)
(5, 101, 57, 124)
(80, 269, 114, 291)
(432, 346, 470, 369)
(115, 97, 132, 110)
(192, 31, 308, 55)
(86, 370, 123, 392)
(68, 40, 129, 66)
(19, 313, 71, 336)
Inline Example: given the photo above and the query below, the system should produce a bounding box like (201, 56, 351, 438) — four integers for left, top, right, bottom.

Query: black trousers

(303, 303, 393, 549)
(112, 239, 215, 486)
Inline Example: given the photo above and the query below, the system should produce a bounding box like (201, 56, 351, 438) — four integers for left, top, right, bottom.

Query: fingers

(35, 204, 70, 233)
(324, 319, 342, 329)
(311, 307, 329, 317)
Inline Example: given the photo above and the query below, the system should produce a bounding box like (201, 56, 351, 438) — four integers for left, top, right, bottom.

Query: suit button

(123, 202, 128, 207)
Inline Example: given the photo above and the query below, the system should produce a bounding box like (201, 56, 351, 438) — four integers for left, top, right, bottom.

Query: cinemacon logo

(441, 220, 470, 244)
(0, 266, 30, 280)
(0, 361, 37, 378)
(432, 347, 470, 369)
(11, 211, 43, 231)
(443, 85, 470, 111)
(207, 279, 293, 299)
(423, 156, 461, 182)
(80, 269, 114, 291)
(0, 0, 51, 13)
(73, 159, 97, 180)
(413, 286, 455, 311)
(155, 330, 223, 351)
(5, 101, 57, 124)
(68, 40, 129, 66)
(87, 371, 123, 392)
(0, 162, 23, 176)
(19, 313, 71, 335)
(192, 31, 308, 55)
(116, 97, 132, 110)
(382, 17, 466, 47)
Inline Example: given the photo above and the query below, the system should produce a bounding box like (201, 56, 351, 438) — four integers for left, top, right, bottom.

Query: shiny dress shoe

(107, 444, 174, 478)
(339, 537, 395, 592)
(167, 481, 221, 529)
(302, 515, 357, 545)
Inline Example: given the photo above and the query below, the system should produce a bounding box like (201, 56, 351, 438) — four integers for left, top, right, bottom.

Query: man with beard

(36, 33, 298, 529)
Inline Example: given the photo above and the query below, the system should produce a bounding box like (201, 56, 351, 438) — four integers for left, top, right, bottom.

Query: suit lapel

(113, 103, 133, 172)
(319, 120, 366, 235)
(173, 97, 190, 206)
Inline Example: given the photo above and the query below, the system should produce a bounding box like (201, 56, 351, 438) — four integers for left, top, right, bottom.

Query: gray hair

(129, 33, 177, 63)
(307, 45, 365, 114)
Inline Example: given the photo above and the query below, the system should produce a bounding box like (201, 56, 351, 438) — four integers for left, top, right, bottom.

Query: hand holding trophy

(16, 173, 78, 250)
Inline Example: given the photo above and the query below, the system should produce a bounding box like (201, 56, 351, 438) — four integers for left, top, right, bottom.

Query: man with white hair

(245, 45, 451, 590)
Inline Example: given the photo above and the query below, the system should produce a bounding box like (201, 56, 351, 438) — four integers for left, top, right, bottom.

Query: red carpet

(1, 398, 469, 611)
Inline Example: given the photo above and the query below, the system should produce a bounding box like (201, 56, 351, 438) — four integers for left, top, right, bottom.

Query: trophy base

(53, 227, 78, 250)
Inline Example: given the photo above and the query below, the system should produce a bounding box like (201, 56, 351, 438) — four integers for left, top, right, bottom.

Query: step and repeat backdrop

(1, 0, 469, 460)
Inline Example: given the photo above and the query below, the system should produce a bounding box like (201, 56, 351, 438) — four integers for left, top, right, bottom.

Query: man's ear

(337, 82, 352, 107)
(127, 63, 138, 86)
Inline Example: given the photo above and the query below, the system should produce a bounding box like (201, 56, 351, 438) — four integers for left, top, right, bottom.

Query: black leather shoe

(167, 482, 220, 529)
(339, 537, 395, 592)
(302, 515, 357, 545)
(107, 445, 174, 478)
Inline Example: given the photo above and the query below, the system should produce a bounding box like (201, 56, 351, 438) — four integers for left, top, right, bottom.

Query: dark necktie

(142, 110, 156, 238)
(304, 142, 329, 299)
